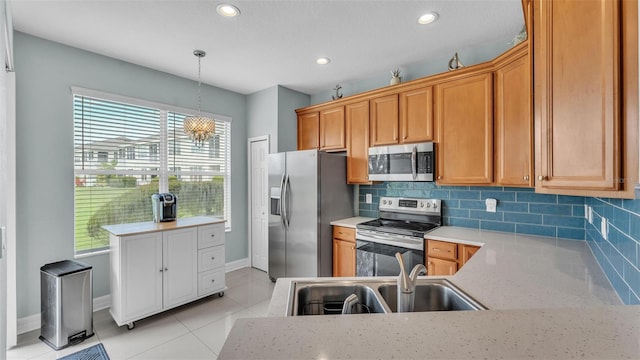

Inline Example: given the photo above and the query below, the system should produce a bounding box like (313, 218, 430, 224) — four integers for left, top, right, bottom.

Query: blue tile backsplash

(358, 182, 640, 304)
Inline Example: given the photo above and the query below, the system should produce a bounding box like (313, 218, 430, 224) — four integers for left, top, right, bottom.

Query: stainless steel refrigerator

(268, 150, 354, 280)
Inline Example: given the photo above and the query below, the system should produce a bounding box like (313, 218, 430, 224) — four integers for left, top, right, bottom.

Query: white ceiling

(10, 0, 525, 96)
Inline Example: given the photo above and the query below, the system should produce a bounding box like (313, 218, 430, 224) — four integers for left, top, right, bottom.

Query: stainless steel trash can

(39, 260, 94, 350)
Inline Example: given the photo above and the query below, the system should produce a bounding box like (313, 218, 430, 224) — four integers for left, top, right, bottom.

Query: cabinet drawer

(427, 239, 457, 261)
(333, 226, 355, 242)
(198, 268, 225, 297)
(198, 245, 225, 272)
(198, 223, 225, 249)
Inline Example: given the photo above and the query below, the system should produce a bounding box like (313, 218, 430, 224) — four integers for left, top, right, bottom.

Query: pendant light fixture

(184, 49, 215, 147)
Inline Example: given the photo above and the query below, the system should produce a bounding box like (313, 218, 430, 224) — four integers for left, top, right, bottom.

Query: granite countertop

(102, 216, 224, 236)
(219, 226, 639, 359)
(330, 216, 375, 228)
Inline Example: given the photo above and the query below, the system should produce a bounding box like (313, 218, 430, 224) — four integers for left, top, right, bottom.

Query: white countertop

(102, 216, 224, 236)
(219, 226, 635, 359)
(330, 216, 375, 228)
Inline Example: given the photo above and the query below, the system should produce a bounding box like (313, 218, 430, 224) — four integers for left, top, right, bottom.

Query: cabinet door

(346, 101, 371, 184)
(495, 47, 533, 187)
(333, 239, 356, 277)
(435, 72, 494, 184)
(320, 107, 346, 151)
(370, 94, 399, 146)
(163, 228, 198, 308)
(460, 244, 480, 266)
(121, 232, 163, 321)
(297, 112, 319, 150)
(427, 257, 457, 276)
(400, 86, 434, 143)
(534, 0, 620, 191)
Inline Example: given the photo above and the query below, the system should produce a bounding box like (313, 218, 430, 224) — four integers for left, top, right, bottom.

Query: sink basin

(377, 281, 486, 312)
(287, 279, 485, 316)
(291, 282, 389, 315)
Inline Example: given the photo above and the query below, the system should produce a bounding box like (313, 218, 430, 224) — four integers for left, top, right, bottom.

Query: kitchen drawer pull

(210, 234, 215, 237)
(211, 279, 215, 283)
(523, 175, 529, 181)
(211, 256, 215, 260)
(159, 269, 163, 272)
(432, 248, 440, 252)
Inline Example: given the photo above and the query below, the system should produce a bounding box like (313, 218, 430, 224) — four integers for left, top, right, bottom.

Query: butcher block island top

(101, 216, 224, 236)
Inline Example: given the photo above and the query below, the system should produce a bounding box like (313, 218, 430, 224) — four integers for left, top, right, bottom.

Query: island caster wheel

(126, 322, 135, 330)
(218, 291, 224, 298)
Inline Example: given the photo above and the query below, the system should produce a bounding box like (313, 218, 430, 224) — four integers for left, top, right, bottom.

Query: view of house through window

(73, 88, 231, 255)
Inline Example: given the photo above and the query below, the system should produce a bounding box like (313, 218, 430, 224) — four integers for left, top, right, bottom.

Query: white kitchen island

(218, 226, 639, 359)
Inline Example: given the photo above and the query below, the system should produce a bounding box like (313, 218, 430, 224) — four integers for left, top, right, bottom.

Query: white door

(163, 228, 198, 308)
(249, 136, 269, 271)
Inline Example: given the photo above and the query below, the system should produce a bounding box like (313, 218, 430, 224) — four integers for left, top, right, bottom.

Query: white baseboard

(225, 257, 250, 272)
(18, 260, 251, 335)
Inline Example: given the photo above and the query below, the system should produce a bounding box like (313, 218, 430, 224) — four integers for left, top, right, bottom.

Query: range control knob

(420, 202, 425, 208)
(426, 202, 431, 208)
(433, 202, 438, 209)
(382, 200, 387, 205)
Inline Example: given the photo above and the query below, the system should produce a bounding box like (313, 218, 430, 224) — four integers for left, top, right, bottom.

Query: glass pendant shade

(184, 49, 215, 147)
(184, 115, 215, 147)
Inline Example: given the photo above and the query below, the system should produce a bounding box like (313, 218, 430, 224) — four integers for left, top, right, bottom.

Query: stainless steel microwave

(368, 142, 435, 181)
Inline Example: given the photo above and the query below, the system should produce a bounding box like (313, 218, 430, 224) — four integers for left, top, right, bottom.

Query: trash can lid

(40, 260, 92, 277)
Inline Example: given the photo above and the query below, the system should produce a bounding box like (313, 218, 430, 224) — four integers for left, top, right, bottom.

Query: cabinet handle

(432, 248, 440, 252)
(210, 234, 215, 238)
(159, 269, 163, 273)
(523, 175, 529, 181)
(211, 256, 215, 260)
(211, 279, 215, 283)
(437, 176, 442, 180)
(164, 268, 168, 271)
(538, 175, 547, 181)
(403, 135, 407, 139)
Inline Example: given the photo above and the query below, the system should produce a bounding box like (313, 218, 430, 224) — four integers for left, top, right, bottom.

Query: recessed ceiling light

(418, 12, 439, 25)
(316, 57, 331, 65)
(216, 3, 240, 17)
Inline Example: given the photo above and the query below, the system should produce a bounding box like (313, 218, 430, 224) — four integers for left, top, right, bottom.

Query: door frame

(247, 135, 270, 270)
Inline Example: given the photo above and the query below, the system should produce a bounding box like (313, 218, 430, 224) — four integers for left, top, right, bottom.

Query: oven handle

(411, 145, 417, 180)
(356, 231, 424, 251)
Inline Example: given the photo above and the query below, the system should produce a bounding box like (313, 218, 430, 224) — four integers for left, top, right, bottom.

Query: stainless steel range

(356, 197, 442, 276)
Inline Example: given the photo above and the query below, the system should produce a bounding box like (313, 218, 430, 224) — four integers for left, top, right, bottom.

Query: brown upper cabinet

(399, 86, 434, 143)
(369, 94, 399, 146)
(297, 112, 319, 150)
(533, 0, 638, 198)
(346, 101, 371, 184)
(493, 42, 533, 187)
(319, 107, 346, 151)
(435, 71, 494, 185)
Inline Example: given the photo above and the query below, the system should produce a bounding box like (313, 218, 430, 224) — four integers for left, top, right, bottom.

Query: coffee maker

(151, 193, 177, 222)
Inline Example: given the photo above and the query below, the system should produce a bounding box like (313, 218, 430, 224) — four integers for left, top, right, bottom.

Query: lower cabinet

(109, 221, 225, 328)
(425, 238, 480, 276)
(332, 226, 356, 277)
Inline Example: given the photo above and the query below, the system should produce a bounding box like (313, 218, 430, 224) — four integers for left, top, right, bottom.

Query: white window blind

(73, 88, 231, 255)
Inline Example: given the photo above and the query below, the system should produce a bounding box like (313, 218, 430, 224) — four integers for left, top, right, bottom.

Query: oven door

(356, 240, 424, 277)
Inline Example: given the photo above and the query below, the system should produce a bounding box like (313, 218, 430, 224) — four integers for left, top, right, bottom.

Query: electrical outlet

(601, 217, 608, 240)
(584, 204, 589, 220)
(485, 198, 497, 213)
(365, 193, 372, 204)
(588, 206, 593, 224)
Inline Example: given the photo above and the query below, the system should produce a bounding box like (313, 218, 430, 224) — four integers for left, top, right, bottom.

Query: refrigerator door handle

(411, 145, 417, 180)
(283, 173, 291, 229)
(279, 173, 286, 227)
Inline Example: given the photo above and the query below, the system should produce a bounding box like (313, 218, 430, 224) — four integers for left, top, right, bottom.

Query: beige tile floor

(7, 267, 275, 360)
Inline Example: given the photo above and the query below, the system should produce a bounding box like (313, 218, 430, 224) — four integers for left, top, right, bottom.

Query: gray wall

(247, 85, 309, 153)
(14, 32, 248, 318)
(277, 86, 309, 152)
(310, 35, 516, 105)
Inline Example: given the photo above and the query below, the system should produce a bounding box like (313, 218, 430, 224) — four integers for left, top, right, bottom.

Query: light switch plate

(601, 217, 608, 240)
(365, 193, 372, 204)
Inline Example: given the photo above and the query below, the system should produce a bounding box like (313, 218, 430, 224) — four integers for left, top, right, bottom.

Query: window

(73, 87, 232, 255)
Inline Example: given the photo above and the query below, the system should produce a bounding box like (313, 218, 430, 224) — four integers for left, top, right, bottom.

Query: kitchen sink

(291, 282, 388, 315)
(377, 281, 486, 312)
(287, 279, 485, 316)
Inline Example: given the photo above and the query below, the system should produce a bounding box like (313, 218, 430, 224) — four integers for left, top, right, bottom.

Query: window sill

(74, 248, 111, 259)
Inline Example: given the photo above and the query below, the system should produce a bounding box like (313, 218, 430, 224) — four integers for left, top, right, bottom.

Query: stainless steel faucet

(395, 252, 427, 312)
(341, 294, 359, 314)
